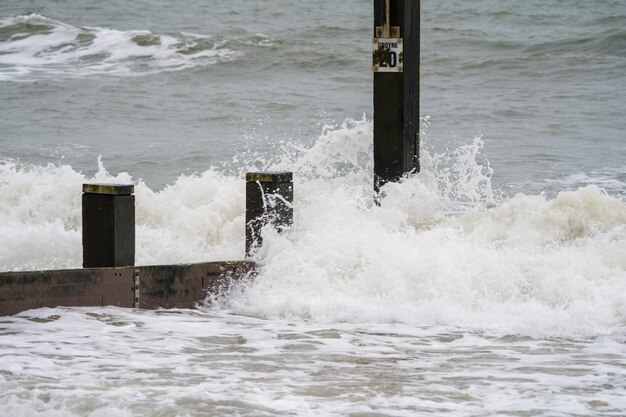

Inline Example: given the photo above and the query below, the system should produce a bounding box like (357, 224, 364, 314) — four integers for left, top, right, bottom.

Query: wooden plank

(102, 268, 134, 308)
(0, 296, 104, 314)
(0, 268, 101, 285)
(0, 261, 254, 316)
(0, 268, 133, 315)
(139, 264, 203, 309)
(202, 261, 256, 293)
(138, 262, 254, 309)
(0, 269, 100, 301)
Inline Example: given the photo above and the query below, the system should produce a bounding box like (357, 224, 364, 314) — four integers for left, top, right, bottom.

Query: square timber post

(82, 183, 135, 268)
(373, 0, 420, 194)
(245, 172, 293, 258)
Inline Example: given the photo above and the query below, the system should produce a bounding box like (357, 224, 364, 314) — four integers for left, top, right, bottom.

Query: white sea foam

(224, 179, 626, 337)
(1, 118, 626, 339)
(220, 118, 626, 339)
(0, 308, 624, 417)
(0, 14, 238, 81)
(0, 158, 245, 270)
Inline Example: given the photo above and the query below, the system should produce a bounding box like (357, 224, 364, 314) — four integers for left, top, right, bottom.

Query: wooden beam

(0, 261, 255, 316)
(373, 0, 420, 193)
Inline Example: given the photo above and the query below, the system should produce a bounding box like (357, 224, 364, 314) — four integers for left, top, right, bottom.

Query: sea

(1, 0, 626, 416)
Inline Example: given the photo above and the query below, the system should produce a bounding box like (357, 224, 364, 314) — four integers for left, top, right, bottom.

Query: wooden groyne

(0, 261, 254, 316)
(2, 0, 422, 316)
(0, 172, 293, 316)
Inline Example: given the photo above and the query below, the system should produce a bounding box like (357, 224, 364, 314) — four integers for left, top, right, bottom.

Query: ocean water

(1, 1, 626, 416)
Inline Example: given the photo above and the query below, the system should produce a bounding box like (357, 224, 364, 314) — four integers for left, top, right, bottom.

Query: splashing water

(2, 117, 624, 340)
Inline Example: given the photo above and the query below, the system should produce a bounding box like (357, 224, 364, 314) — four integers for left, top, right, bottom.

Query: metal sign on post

(373, 38, 403, 72)
(373, 0, 403, 73)
(373, 0, 420, 194)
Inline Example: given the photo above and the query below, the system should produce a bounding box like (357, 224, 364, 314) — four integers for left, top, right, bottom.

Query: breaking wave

(0, 14, 239, 81)
(1, 117, 625, 338)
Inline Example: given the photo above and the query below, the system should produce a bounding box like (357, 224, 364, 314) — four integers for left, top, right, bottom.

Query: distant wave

(524, 28, 626, 58)
(0, 14, 240, 81)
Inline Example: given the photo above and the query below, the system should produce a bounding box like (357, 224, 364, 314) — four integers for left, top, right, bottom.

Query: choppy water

(2, 308, 625, 417)
(1, 1, 626, 416)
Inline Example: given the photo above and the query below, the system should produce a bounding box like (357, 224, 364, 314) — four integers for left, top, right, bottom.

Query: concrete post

(82, 183, 135, 268)
(245, 172, 293, 257)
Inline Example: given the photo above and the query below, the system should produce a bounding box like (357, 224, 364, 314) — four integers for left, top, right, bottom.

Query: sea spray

(2, 119, 626, 338)
(0, 161, 83, 270)
(134, 168, 244, 265)
(214, 120, 626, 338)
(222, 183, 626, 338)
(0, 159, 246, 270)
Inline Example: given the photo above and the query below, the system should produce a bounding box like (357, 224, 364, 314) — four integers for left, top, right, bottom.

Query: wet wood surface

(0, 261, 254, 316)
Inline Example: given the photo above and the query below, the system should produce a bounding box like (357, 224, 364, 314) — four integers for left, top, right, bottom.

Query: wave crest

(0, 14, 239, 81)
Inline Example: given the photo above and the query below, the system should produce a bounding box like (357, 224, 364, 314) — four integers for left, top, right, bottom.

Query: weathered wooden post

(245, 172, 293, 257)
(82, 183, 135, 268)
(373, 0, 420, 193)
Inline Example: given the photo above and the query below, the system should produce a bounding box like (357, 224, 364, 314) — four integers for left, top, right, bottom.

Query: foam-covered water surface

(1, 307, 625, 417)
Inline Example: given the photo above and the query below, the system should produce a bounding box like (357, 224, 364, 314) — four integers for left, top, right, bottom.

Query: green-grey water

(1, 0, 625, 192)
(1, 1, 626, 416)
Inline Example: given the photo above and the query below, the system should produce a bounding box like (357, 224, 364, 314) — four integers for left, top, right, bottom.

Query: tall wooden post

(245, 172, 293, 257)
(373, 0, 420, 193)
(82, 184, 135, 268)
